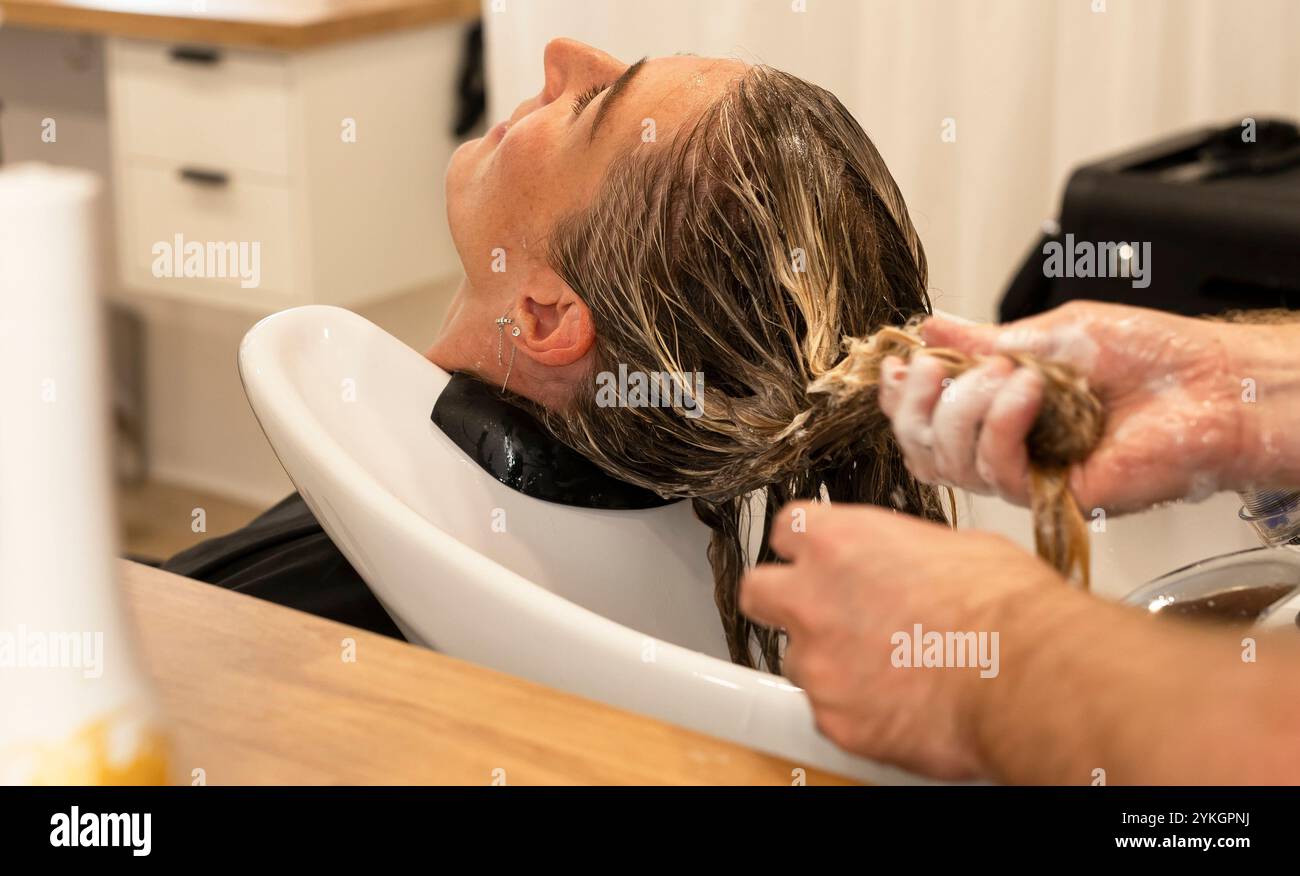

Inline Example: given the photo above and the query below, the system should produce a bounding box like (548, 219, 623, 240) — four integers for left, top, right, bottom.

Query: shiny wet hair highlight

(540, 65, 947, 671)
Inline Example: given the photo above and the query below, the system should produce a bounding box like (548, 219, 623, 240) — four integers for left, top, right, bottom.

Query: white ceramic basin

(238, 304, 932, 783)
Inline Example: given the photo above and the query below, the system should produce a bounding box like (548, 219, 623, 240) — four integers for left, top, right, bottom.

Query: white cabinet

(107, 25, 462, 310)
(116, 161, 296, 304)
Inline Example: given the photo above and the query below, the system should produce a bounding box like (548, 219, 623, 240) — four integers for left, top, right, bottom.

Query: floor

(118, 479, 263, 563)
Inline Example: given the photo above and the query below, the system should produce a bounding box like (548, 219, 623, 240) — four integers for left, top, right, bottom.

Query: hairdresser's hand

(877, 301, 1257, 514)
(740, 501, 1065, 780)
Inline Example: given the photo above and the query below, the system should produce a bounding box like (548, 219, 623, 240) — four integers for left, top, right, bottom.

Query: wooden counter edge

(119, 560, 858, 786)
(0, 0, 482, 50)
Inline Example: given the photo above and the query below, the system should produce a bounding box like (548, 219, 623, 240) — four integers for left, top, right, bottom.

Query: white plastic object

(0, 164, 168, 784)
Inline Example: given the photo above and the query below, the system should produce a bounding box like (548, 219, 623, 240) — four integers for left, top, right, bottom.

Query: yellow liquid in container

(6, 711, 169, 786)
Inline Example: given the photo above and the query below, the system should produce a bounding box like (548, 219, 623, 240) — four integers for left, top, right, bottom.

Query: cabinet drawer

(108, 38, 291, 178)
(116, 161, 296, 305)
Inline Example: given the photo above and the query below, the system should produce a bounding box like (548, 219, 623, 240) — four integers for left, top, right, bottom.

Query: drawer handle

(178, 167, 230, 187)
(169, 46, 222, 65)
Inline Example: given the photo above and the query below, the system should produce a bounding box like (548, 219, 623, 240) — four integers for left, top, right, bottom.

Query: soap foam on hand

(828, 320, 1104, 589)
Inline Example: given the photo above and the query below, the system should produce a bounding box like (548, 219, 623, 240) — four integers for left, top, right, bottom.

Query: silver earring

(495, 310, 520, 392)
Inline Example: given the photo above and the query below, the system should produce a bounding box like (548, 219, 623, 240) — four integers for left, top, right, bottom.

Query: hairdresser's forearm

(1231, 321, 1300, 489)
(972, 586, 1300, 784)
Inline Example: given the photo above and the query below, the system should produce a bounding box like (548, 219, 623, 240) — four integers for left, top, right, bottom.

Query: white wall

(482, 0, 1289, 595)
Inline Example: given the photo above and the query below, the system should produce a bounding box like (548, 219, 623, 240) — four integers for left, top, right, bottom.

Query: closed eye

(570, 82, 610, 116)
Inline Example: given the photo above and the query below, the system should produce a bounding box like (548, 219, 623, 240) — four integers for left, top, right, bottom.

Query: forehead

(654, 54, 749, 87)
(566, 55, 748, 206)
(618, 55, 749, 126)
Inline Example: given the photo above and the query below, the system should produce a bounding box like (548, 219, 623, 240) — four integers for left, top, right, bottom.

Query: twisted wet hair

(540, 66, 947, 671)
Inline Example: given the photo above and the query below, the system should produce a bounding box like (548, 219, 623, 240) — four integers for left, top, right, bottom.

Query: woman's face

(445, 39, 747, 288)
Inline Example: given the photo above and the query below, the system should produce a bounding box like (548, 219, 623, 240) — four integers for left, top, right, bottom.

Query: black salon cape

(162, 492, 405, 639)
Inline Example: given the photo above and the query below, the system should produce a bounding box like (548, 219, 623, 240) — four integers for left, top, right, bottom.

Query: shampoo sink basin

(238, 305, 929, 783)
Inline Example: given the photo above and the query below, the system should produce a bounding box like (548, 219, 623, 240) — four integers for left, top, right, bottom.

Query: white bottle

(0, 164, 168, 784)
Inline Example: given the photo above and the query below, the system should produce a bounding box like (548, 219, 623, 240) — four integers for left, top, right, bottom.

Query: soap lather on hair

(809, 319, 1106, 590)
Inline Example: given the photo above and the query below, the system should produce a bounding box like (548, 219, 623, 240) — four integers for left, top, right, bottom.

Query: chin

(444, 153, 473, 241)
(445, 141, 470, 196)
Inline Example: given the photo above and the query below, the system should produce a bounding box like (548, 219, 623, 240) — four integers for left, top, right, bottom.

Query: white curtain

(484, 0, 1300, 322)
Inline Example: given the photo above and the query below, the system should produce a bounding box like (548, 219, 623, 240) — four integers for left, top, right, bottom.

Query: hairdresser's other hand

(740, 501, 1065, 780)
(877, 301, 1255, 514)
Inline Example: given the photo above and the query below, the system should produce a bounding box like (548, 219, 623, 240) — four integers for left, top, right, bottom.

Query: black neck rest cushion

(431, 372, 678, 510)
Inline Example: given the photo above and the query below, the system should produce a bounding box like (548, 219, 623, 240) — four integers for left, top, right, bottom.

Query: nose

(541, 38, 626, 103)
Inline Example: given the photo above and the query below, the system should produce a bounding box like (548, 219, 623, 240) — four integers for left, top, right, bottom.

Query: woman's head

(431, 40, 945, 670)
(434, 40, 747, 403)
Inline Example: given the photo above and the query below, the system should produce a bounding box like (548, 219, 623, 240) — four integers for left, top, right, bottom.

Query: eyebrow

(589, 57, 648, 144)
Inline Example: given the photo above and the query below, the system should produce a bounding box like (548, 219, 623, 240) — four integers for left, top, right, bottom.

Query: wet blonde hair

(541, 66, 946, 671)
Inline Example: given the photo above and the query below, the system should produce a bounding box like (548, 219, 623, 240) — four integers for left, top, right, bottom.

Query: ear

(512, 271, 595, 367)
